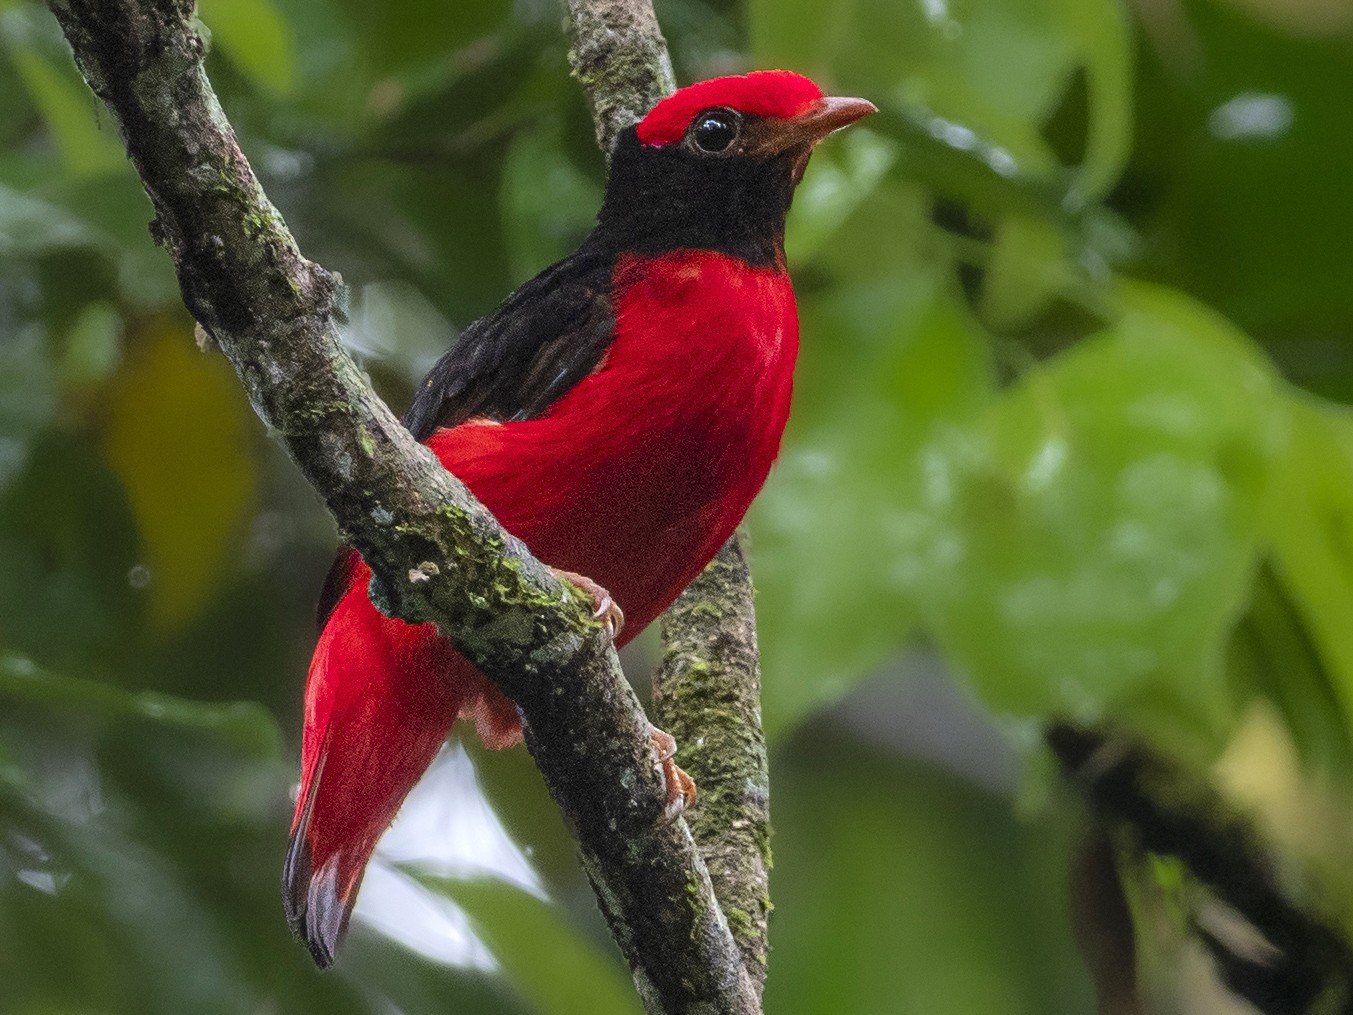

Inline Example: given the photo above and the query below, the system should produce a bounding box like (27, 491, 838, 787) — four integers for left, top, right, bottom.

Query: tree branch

(653, 531, 772, 992)
(46, 1, 757, 1011)
(1049, 723, 1353, 1013)
(562, 0, 676, 155)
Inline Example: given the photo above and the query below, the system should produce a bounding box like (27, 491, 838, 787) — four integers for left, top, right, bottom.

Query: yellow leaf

(102, 320, 257, 632)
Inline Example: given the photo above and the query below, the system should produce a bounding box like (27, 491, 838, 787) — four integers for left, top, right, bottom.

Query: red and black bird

(284, 70, 875, 966)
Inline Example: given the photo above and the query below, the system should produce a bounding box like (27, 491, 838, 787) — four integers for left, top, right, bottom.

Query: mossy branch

(45, 0, 758, 1011)
(653, 532, 773, 992)
(562, 0, 676, 155)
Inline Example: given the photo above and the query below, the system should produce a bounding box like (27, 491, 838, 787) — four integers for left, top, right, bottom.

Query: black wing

(403, 250, 617, 440)
(316, 250, 617, 632)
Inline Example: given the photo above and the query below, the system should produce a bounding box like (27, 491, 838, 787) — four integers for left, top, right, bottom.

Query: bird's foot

(649, 725, 697, 823)
(551, 568, 624, 642)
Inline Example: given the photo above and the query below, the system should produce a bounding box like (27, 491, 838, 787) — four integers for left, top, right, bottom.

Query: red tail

(283, 561, 520, 965)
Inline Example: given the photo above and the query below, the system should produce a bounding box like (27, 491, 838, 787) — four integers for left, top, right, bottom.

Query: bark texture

(563, 0, 676, 155)
(653, 532, 772, 992)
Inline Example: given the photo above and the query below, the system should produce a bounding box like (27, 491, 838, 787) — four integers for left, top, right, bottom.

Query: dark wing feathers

(403, 252, 617, 440)
(315, 546, 360, 633)
(316, 251, 617, 632)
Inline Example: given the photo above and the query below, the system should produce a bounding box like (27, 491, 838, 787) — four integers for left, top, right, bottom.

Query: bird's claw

(649, 726, 697, 823)
(551, 568, 625, 642)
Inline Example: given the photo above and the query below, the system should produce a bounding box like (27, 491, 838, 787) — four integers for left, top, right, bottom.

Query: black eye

(690, 110, 739, 153)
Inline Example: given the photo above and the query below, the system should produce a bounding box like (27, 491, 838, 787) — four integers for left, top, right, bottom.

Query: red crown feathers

(635, 71, 824, 147)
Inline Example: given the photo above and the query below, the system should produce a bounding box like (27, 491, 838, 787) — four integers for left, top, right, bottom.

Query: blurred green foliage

(2, 0, 1353, 1011)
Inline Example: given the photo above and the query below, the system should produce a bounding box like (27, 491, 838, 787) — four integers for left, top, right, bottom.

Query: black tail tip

(283, 833, 354, 969)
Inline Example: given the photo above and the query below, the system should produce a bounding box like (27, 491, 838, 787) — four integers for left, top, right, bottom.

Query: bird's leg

(649, 725, 698, 823)
(548, 569, 692, 819)
(550, 568, 624, 642)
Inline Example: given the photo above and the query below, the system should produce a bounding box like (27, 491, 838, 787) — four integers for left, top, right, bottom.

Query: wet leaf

(895, 282, 1279, 734)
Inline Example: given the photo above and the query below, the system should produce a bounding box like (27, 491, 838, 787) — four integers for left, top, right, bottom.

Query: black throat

(584, 127, 800, 268)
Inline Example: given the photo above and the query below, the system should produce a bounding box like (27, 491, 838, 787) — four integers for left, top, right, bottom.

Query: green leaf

(0, 11, 125, 178)
(500, 121, 602, 283)
(0, 430, 144, 672)
(749, 0, 1130, 194)
(895, 281, 1279, 735)
(1051, 0, 1132, 206)
(752, 280, 993, 740)
(0, 319, 56, 490)
(0, 183, 100, 255)
(198, 0, 296, 94)
(414, 876, 641, 1015)
(0, 653, 279, 757)
(1259, 396, 1353, 757)
(785, 127, 896, 266)
(57, 300, 123, 386)
(1126, 1, 1353, 400)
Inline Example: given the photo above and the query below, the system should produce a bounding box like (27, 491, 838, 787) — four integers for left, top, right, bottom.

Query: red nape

(635, 70, 823, 147)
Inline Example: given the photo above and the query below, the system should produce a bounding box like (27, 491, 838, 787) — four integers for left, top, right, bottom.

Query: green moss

(356, 423, 376, 459)
(724, 906, 754, 938)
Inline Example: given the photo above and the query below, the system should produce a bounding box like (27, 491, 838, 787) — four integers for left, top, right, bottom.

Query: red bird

(284, 70, 875, 966)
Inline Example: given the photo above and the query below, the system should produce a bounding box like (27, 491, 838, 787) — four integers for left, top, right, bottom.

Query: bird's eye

(690, 110, 739, 154)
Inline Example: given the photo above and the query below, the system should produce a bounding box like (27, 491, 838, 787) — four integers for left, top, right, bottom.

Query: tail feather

(283, 567, 468, 967)
(283, 745, 355, 968)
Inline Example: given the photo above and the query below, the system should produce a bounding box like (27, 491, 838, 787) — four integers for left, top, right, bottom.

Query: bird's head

(594, 71, 876, 266)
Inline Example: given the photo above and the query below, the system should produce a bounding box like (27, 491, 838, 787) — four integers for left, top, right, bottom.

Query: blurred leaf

(752, 281, 993, 740)
(418, 876, 642, 1015)
(57, 299, 122, 386)
(894, 281, 1279, 736)
(1210, 0, 1353, 37)
(0, 653, 279, 757)
(748, 0, 1130, 200)
(0, 319, 56, 489)
(500, 120, 601, 282)
(199, 0, 296, 94)
(341, 929, 530, 1015)
(785, 127, 896, 266)
(330, 0, 512, 77)
(1259, 396, 1353, 755)
(0, 429, 143, 671)
(0, 8, 125, 178)
(42, 174, 179, 308)
(1128, 0, 1353, 400)
(1229, 564, 1353, 771)
(101, 323, 258, 633)
(766, 736, 1091, 1014)
(0, 182, 100, 254)
(979, 213, 1074, 332)
(1052, 0, 1132, 206)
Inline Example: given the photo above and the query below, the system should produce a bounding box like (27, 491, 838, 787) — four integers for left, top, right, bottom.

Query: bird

(283, 70, 875, 967)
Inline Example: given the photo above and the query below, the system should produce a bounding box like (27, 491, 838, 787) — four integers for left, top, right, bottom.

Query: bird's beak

(747, 96, 877, 158)
(745, 95, 877, 180)
(785, 96, 879, 147)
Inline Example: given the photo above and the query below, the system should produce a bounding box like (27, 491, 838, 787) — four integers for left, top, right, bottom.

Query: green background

(2, 0, 1352, 1010)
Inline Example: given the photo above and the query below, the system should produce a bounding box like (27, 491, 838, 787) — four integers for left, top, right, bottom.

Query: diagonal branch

(45, 1, 757, 1011)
